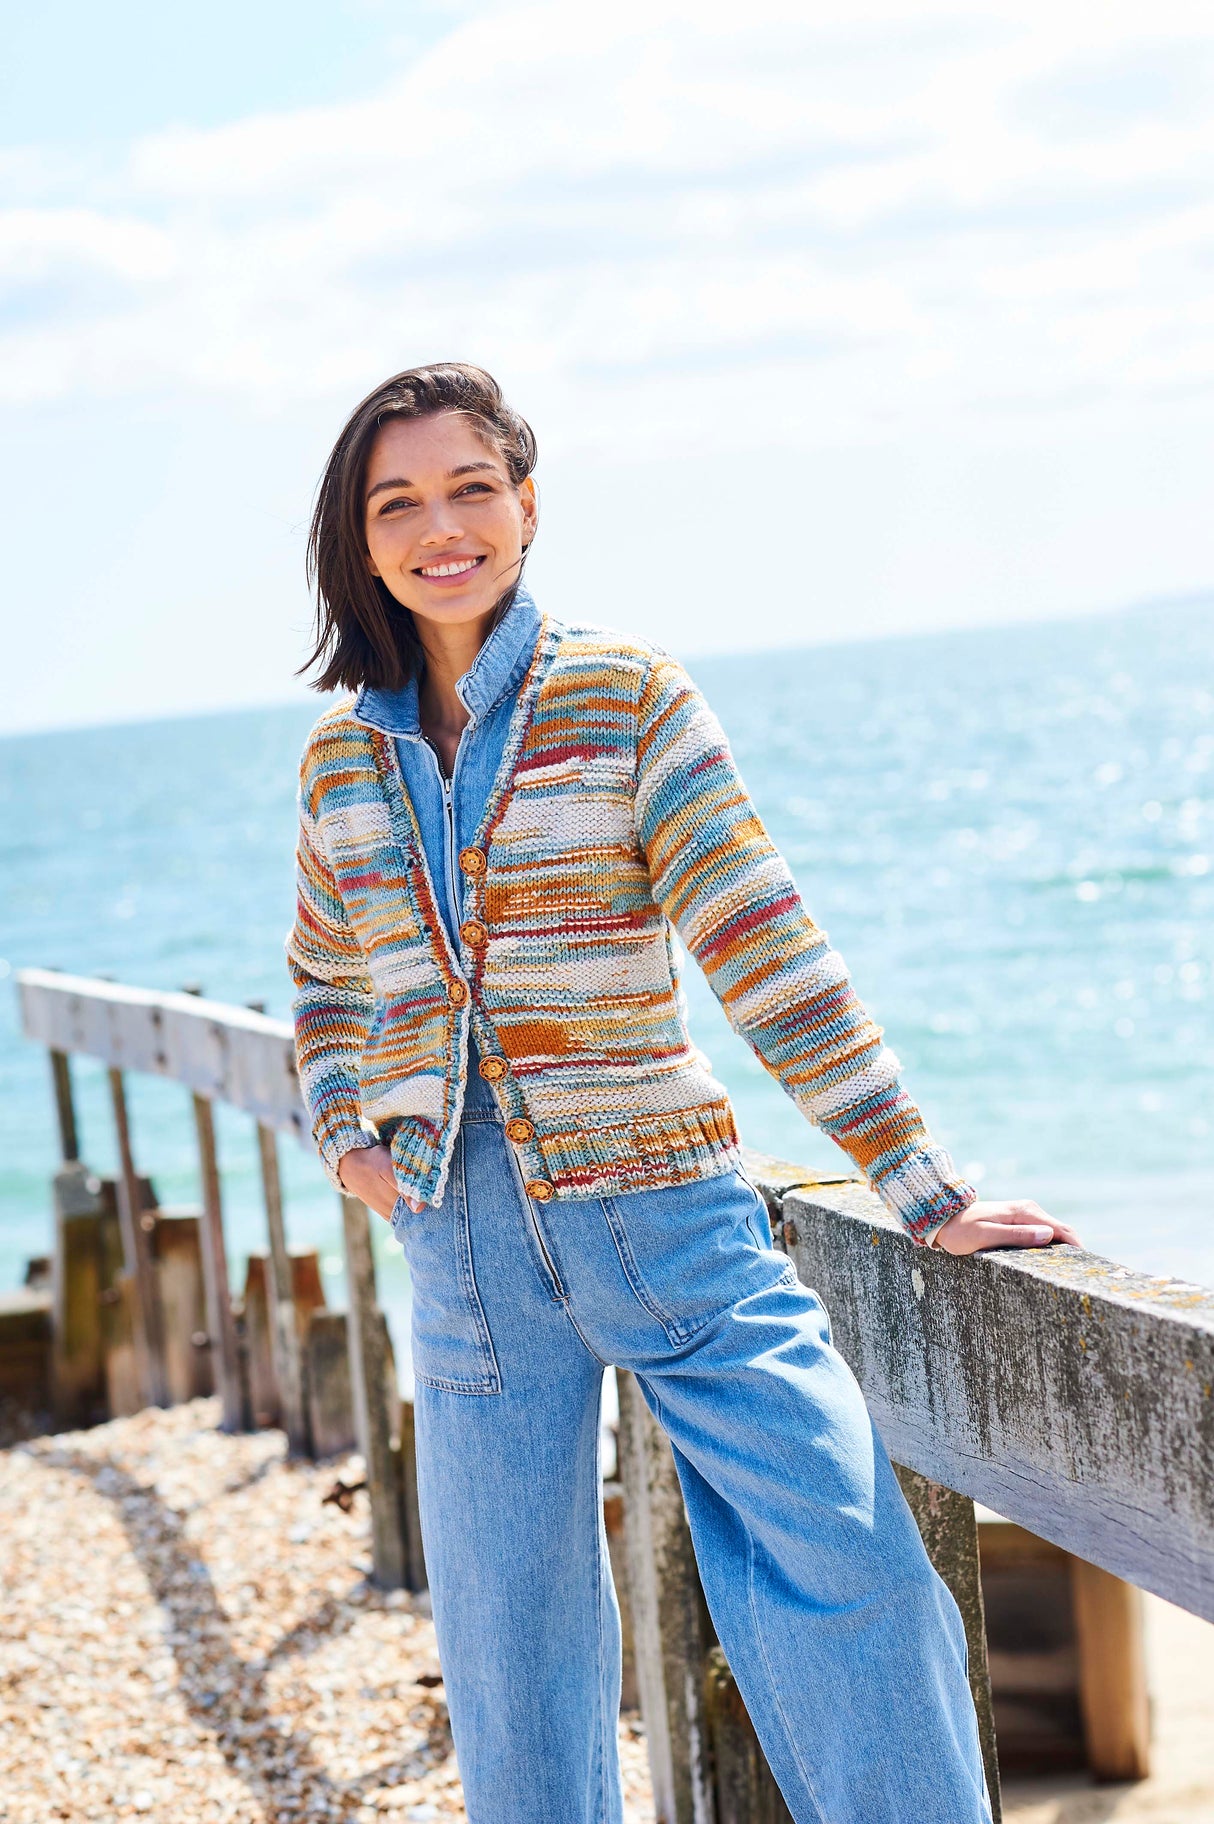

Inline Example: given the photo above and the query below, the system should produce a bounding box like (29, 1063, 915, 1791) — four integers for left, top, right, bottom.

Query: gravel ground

(3, 1398, 1210, 1823)
(0, 1400, 655, 1822)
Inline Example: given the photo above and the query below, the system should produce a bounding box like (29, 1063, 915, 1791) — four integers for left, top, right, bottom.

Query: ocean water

(2, 600, 1212, 1372)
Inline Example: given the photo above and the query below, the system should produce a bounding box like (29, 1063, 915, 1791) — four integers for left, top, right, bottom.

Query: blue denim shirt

(354, 586, 543, 1112)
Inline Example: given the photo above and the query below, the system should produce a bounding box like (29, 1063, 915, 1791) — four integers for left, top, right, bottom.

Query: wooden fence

(13, 967, 1214, 1824)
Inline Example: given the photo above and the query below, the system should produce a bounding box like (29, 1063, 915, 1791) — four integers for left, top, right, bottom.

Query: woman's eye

(377, 496, 414, 515)
(456, 482, 493, 497)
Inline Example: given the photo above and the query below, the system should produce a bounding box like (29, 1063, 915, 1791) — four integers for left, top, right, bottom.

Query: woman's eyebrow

(365, 461, 498, 504)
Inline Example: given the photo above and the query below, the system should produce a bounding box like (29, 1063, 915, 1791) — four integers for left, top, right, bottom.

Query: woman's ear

(364, 548, 382, 579)
(520, 475, 538, 542)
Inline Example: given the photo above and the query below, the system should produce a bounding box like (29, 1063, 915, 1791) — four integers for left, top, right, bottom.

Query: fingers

(933, 1198, 1083, 1255)
(974, 1222, 1054, 1250)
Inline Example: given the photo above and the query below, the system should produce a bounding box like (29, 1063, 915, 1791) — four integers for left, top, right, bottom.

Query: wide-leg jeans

(391, 1108, 993, 1824)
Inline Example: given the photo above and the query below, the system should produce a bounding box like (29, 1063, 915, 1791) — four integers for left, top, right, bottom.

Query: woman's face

(363, 411, 537, 631)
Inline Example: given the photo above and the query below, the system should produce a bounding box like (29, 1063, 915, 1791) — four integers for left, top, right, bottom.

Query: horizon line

(2, 585, 1210, 745)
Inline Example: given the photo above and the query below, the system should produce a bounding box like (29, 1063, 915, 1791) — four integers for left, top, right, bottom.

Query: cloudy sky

(2, 0, 1212, 733)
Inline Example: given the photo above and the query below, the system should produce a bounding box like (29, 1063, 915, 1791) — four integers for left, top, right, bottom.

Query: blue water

(2, 601, 1212, 1356)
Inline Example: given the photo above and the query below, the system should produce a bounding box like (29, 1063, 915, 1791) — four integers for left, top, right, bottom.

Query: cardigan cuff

(873, 1146, 978, 1247)
(318, 1120, 381, 1196)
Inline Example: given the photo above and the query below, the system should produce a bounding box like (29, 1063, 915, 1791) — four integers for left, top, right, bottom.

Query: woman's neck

(415, 608, 495, 777)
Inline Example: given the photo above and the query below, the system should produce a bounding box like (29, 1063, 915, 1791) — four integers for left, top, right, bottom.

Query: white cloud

(1, 0, 1212, 452)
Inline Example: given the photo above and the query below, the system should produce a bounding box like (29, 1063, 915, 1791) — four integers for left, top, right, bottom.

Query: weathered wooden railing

(13, 967, 1214, 1824)
(14, 966, 425, 1592)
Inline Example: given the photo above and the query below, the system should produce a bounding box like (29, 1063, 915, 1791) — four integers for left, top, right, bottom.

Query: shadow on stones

(37, 1443, 380, 1820)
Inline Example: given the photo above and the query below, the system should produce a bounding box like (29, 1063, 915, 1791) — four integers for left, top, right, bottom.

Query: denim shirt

(354, 586, 544, 1113)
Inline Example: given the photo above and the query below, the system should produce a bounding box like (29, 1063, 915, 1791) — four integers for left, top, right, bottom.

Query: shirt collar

(353, 584, 542, 737)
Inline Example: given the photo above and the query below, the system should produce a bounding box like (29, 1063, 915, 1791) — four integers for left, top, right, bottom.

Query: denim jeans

(391, 1109, 992, 1824)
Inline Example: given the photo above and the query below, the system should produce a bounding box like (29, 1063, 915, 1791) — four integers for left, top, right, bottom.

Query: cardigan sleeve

(633, 654, 976, 1246)
(284, 774, 379, 1193)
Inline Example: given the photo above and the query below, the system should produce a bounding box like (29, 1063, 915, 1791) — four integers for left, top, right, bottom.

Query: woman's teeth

(418, 558, 482, 578)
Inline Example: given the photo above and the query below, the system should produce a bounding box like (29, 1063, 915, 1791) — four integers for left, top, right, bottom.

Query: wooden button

(447, 980, 469, 1008)
(458, 847, 487, 877)
(460, 919, 488, 948)
(526, 1178, 554, 1202)
(478, 1056, 509, 1082)
(505, 1117, 535, 1145)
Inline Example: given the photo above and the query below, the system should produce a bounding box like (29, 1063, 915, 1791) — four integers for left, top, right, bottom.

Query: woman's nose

(417, 502, 464, 544)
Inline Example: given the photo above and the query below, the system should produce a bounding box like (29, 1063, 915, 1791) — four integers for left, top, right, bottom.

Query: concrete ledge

(744, 1153, 1214, 1623)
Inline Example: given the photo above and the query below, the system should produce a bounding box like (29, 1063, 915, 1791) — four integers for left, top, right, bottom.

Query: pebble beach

(0, 1400, 655, 1822)
(2, 1399, 1210, 1823)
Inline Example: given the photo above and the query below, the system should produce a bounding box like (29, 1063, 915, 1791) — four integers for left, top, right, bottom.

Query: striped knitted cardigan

(286, 611, 976, 1245)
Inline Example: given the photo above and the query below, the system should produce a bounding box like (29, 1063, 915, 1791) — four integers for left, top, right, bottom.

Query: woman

(288, 362, 1078, 1824)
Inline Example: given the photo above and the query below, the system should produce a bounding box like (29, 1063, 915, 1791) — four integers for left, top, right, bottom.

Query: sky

(1, 0, 1212, 734)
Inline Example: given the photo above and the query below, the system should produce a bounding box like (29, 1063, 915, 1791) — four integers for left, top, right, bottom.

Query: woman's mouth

(414, 555, 486, 582)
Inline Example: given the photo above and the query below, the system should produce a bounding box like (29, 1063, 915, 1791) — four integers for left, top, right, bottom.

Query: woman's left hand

(930, 1199, 1081, 1255)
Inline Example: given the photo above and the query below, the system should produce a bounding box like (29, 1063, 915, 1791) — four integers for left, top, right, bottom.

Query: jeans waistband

(459, 1107, 505, 1125)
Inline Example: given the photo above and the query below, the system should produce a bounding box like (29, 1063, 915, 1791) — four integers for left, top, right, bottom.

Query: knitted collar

(352, 584, 542, 736)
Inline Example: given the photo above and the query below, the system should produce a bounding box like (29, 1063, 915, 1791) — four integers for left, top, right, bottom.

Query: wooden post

(241, 1254, 279, 1428)
(154, 1212, 212, 1404)
(399, 1397, 428, 1594)
(255, 1121, 309, 1455)
(603, 1479, 639, 1711)
(50, 1162, 109, 1424)
(340, 1192, 406, 1588)
(305, 1309, 356, 1457)
(617, 1370, 716, 1824)
(894, 1465, 1002, 1823)
(190, 1091, 243, 1432)
(106, 1066, 167, 1408)
(1071, 1559, 1151, 1780)
(49, 1049, 79, 1163)
(704, 1647, 793, 1824)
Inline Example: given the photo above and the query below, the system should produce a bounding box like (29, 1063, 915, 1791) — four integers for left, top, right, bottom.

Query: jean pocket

(392, 1143, 501, 1396)
(601, 1166, 792, 1347)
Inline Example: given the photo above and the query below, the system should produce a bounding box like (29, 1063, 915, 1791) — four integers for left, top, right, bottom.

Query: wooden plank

(894, 1466, 1001, 1821)
(49, 1049, 79, 1163)
(305, 1309, 356, 1458)
(704, 1647, 793, 1824)
(241, 1254, 280, 1428)
(1071, 1559, 1151, 1780)
(398, 1397, 428, 1595)
(50, 1162, 108, 1424)
(617, 1370, 715, 1824)
(749, 1162, 1214, 1622)
(17, 969, 307, 1141)
(340, 1193, 406, 1589)
(107, 1067, 167, 1408)
(191, 1092, 243, 1432)
(256, 1122, 309, 1455)
(603, 1479, 638, 1711)
(0, 1291, 52, 1406)
(154, 1212, 212, 1405)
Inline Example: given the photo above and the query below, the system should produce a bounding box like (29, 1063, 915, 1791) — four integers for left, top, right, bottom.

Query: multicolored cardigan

(286, 612, 976, 1244)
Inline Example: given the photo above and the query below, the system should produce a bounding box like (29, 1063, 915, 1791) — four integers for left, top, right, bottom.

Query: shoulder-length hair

(299, 362, 538, 694)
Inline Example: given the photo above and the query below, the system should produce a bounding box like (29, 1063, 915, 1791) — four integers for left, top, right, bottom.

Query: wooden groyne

(9, 966, 1214, 1824)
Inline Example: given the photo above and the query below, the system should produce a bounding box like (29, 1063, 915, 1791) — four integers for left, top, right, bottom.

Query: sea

(2, 598, 1212, 1383)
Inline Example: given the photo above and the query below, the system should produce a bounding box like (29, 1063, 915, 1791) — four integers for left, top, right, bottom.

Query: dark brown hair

(299, 362, 538, 693)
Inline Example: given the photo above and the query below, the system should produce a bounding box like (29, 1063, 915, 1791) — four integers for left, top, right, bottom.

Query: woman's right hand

(336, 1142, 421, 1221)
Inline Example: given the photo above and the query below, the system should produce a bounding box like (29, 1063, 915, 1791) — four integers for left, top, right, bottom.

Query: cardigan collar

(353, 585, 542, 738)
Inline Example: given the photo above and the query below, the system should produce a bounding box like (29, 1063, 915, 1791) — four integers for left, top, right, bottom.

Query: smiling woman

(286, 359, 1075, 1824)
(301, 363, 538, 697)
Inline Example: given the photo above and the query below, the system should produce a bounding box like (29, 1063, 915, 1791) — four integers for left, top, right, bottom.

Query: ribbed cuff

(318, 1126, 378, 1195)
(874, 1146, 978, 1247)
